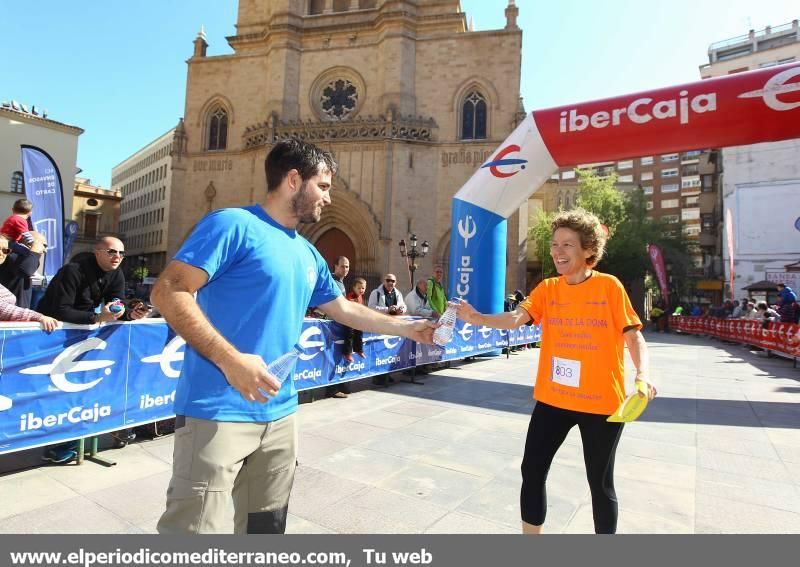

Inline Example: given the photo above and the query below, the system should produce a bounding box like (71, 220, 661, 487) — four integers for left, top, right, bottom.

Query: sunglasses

(102, 249, 126, 257)
(385, 279, 396, 283)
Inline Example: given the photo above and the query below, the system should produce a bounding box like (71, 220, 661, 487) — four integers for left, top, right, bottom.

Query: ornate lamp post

(398, 234, 430, 288)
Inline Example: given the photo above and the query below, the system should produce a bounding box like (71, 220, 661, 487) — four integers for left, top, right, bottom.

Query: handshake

(388, 305, 406, 315)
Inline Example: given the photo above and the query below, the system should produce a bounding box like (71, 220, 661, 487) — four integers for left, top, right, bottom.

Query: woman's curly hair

(551, 208, 607, 267)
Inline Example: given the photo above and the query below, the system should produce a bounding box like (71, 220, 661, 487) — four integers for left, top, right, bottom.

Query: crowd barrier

(0, 318, 540, 455)
(669, 316, 800, 361)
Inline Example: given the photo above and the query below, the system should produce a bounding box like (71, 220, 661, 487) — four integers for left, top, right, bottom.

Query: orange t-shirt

(518, 271, 641, 415)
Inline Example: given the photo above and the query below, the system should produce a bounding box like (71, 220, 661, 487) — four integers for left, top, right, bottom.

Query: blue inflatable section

(0, 320, 540, 455)
(448, 198, 506, 316)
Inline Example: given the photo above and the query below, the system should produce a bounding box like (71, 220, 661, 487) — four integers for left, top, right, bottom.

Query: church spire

(505, 0, 519, 31)
(193, 25, 208, 58)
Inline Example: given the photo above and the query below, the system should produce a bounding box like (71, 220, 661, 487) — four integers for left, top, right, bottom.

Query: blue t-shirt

(173, 205, 341, 422)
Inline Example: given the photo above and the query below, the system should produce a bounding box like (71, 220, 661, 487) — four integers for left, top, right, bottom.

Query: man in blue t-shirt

(153, 139, 436, 534)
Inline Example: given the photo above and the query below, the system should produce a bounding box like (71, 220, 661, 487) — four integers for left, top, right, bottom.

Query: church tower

(169, 0, 525, 292)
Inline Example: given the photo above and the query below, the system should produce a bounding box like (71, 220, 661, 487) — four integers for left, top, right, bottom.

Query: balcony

(699, 192, 718, 213)
(708, 20, 800, 63)
(699, 232, 717, 248)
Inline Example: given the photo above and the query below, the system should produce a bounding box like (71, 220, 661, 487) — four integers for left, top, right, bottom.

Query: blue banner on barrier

(0, 319, 540, 455)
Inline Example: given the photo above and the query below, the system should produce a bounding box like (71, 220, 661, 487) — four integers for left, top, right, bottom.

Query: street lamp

(398, 233, 429, 288)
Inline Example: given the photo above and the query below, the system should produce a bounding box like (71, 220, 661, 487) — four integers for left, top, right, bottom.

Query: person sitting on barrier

(36, 236, 150, 325)
(456, 208, 655, 535)
(426, 265, 447, 317)
(343, 278, 367, 358)
(151, 139, 436, 535)
(756, 301, 780, 326)
(405, 278, 434, 318)
(368, 273, 406, 315)
(0, 234, 58, 331)
(742, 301, 759, 320)
(0, 231, 47, 309)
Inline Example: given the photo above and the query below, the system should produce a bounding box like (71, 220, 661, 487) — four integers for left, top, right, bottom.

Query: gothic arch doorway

(314, 228, 355, 271)
(299, 175, 383, 291)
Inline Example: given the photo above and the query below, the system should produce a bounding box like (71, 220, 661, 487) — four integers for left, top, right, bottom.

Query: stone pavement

(0, 332, 798, 534)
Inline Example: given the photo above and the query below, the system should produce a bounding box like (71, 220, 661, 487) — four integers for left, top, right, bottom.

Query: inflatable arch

(449, 62, 800, 314)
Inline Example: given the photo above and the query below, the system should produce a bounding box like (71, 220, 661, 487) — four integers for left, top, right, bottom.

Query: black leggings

(520, 402, 624, 534)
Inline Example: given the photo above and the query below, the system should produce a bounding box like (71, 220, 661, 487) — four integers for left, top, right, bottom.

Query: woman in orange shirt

(457, 209, 656, 534)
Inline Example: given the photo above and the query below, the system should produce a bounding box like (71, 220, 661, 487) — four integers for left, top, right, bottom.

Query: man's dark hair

(776, 283, 785, 289)
(334, 256, 348, 267)
(265, 139, 337, 192)
(12, 199, 33, 214)
(756, 301, 768, 311)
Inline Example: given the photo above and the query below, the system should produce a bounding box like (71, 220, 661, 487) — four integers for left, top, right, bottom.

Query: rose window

(320, 79, 358, 120)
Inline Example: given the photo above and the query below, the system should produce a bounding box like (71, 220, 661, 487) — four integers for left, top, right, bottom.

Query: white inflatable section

(455, 113, 558, 219)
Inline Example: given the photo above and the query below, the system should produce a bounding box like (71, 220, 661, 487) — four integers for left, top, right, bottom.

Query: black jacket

(0, 242, 41, 309)
(37, 256, 126, 324)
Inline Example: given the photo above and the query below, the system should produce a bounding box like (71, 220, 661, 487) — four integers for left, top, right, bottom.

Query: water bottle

(433, 299, 460, 346)
(109, 298, 125, 314)
(266, 345, 304, 385)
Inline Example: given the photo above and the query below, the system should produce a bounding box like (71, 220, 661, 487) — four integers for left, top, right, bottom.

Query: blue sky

(1, 1, 796, 188)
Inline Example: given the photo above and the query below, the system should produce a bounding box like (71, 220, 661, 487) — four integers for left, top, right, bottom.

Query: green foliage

(132, 266, 149, 281)
(574, 168, 626, 233)
(530, 210, 556, 279)
(528, 169, 692, 290)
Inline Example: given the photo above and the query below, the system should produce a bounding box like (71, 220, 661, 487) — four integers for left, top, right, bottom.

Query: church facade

(168, 0, 526, 293)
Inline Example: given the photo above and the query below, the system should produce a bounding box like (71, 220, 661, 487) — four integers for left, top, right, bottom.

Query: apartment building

(699, 20, 800, 300)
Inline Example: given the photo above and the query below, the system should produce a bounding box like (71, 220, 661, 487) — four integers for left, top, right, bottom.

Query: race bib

(552, 356, 581, 388)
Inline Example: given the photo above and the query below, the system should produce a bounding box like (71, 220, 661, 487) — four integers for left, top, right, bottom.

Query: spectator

(343, 278, 366, 359)
(0, 234, 58, 331)
(0, 231, 46, 308)
(690, 304, 702, 316)
(327, 255, 352, 399)
(778, 301, 800, 324)
(776, 283, 797, 308)
(405, 279, 434, 317)
(0, 199, 34, 243)
(742, 301, 759, 320)
(649, 304, 665, 332)
(36, 236, 150, 325)
(756, 301, 780, 323)
(730, 300, 743, 318)
(36, 236, 151, 461)
(331, 256, 349, 293)
(426, 265, 446, 316)
(368, 273, 406, 315)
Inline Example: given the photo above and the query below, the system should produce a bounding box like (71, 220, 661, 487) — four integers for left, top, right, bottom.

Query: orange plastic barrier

(669, 316, 800, 360)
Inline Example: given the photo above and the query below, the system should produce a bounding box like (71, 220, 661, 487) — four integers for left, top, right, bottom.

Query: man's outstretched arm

(320, 296, 436, 344)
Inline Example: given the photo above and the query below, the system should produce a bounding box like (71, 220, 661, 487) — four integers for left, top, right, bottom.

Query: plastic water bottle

(266, 345, 304, 385)
(109, 298, 125, 314)
(433, 299, 460, 346)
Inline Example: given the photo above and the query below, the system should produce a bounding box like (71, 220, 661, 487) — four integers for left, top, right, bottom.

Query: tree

(530, 209, 556, 279)
(528, 169, 692, 311)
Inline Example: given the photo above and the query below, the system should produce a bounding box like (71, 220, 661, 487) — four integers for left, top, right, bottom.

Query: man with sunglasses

(37, 236, 149, 324)
(368, 273, 407, 315)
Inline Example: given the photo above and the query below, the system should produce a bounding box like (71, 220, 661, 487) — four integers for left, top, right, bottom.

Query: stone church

(168, 0, 526, 293)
